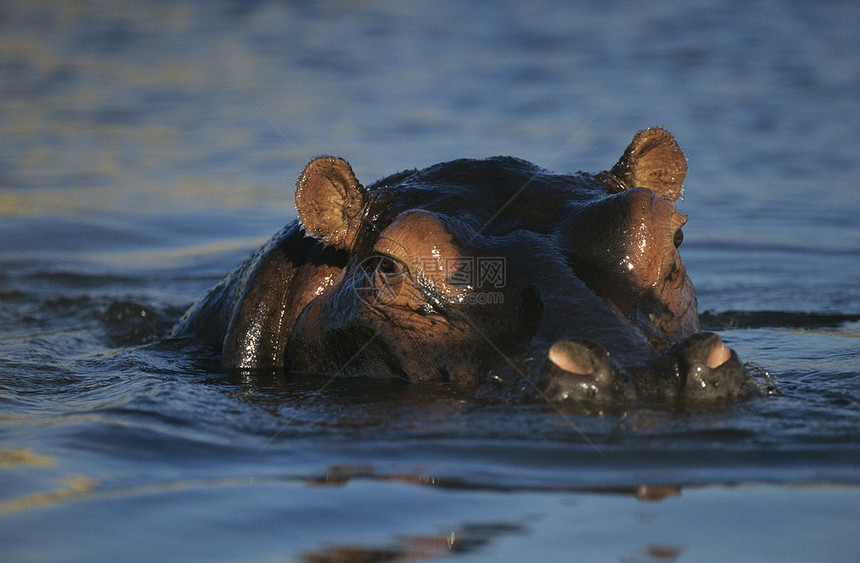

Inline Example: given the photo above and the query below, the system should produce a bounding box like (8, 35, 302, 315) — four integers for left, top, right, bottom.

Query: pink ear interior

(295, 156, 368, 249)
(609, 127, 688, 202)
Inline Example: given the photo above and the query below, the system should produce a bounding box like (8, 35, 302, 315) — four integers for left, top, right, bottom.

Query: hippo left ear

(609, 127, 687, 202)
(295, 156, 369, 250)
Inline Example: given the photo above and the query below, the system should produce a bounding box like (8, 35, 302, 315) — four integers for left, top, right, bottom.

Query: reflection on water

(1, 0, 859, 560)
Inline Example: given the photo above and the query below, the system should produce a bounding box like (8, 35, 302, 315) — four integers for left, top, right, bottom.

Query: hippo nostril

(541, 339, 624, 402)
(548, 340, 602, 375)
(549, 342, 584, 374)
(673, 331, 754, 400)
(706, 339, 732, 369)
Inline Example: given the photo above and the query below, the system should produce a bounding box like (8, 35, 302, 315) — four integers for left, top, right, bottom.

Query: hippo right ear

(295, 156, 369, 250)
(609, 127, 688, 202)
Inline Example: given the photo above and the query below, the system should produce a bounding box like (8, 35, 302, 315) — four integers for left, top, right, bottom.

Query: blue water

(2, 1, 859, 561)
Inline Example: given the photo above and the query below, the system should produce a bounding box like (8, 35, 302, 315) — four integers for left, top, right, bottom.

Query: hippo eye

(375, 255, 403, 277)
(673, 228, 684, 248)
(367, 255, 407, 282)
(362, 254, 408, 302)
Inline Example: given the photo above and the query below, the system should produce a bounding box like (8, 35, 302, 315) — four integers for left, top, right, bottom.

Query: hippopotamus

(173, 127, 754, 405)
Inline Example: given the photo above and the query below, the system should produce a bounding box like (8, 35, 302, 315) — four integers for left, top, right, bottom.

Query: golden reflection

(0, 448, 56, 468)
(0, 474, 248, 516)
(82, 237, 270, 269)
(0, 475, 97, 515)
(0, 181, 290, 217)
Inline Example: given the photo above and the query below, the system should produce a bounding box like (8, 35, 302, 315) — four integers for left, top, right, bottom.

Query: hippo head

(281, 128, 752, 405)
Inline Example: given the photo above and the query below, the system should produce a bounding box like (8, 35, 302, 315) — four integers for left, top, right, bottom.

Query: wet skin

(173, 128, 755, 405)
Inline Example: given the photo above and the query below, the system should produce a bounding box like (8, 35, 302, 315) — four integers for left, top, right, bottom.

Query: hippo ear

(609, 127, 687, 202)
(295, 156, 369, 249)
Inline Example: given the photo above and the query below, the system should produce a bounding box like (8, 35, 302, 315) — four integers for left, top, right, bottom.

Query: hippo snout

(539, 332, 752, 404)
(671, 332, 752, 401)
(539, 339, 634, 403)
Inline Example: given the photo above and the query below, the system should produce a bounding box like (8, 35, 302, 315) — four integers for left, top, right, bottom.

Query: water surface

(1, 1, 859, 561)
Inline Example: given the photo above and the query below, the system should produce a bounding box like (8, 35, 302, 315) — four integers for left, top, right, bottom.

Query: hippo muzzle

(540, 332, 752, 404)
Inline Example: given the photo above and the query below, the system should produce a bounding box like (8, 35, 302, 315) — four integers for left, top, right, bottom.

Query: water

(2, 1, 859, 560)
